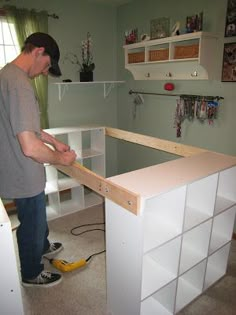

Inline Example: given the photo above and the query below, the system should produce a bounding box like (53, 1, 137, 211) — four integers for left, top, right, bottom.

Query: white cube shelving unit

(44, 126, 105, 220)
(105, 152, 236, 315)
(0, 199, 24, 314)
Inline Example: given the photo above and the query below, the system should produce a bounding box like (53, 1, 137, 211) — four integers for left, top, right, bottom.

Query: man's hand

(59, 149, 77, 166)
(54, 141, 71, 153)
(17, 130, 77, 165)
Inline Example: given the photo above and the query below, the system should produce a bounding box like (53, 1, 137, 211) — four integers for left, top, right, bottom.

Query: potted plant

(64, 32, 95, 82)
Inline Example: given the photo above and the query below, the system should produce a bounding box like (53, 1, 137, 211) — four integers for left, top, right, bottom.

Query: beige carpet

(10, 205, 236, 315)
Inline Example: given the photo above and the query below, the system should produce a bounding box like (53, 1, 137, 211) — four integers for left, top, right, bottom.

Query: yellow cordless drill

(45, 250, 105, 272)
(49, 258, 88, 272)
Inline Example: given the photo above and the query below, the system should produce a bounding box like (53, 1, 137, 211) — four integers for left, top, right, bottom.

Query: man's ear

(34, 47, 45, 57)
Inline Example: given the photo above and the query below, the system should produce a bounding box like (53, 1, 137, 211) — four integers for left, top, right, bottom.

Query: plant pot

(80, 71, 93, 82)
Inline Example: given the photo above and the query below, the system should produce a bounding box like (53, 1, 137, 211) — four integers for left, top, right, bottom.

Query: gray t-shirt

(0, 63, 45, 198)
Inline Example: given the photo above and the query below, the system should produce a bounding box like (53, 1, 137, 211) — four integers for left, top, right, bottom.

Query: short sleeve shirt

(0, 63, 45, 198)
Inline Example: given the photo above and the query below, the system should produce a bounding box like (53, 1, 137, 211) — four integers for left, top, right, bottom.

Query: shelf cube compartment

(174, 44, 199, 59)
(68, 131, 82, 157)
(179, 220, 212, 274)
(58, 174, 82, 191)
(127, 47, 145, 64)
(204, 243, 231, 290)
(209, 206, 236, 254)
(148, 44, 169, 62)
(143, 186, 186, 253)
(45, 128, 84, 160)
(172, 38, 200, 60)
(79, 129, 105, 175)
(82, 128, 105, 154)
(141, 280, 177, 315)
(184, 174, 217, 231)
(59, 186, 84, 216)
(82, 155, 105, 177)
(175, 260, 206, 313)
(141, 237, 181, 300)
(215, 166, 236, 215)
(44, 165, 58, 194)
(46, 192, 60, 220)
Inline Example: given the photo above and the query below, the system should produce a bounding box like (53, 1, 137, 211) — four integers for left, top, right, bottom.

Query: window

(0, 16, 20, 70)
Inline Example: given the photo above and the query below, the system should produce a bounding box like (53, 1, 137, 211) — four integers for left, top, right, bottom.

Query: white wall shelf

(123, 32, 219, 80)
(44, 126, 105, 220)
(53, 81, 125, 101)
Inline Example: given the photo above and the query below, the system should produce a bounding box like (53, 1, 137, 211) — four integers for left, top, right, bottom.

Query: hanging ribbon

(174, 96, 220, 137)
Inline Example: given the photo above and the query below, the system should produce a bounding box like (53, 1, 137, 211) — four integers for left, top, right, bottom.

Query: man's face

(28, 48, 51, 78)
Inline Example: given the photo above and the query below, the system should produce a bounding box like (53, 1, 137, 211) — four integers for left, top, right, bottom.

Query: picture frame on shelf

(225, 0, 236, 37)
(221, 42, 236, 81)
(150, 17, 170, 40)
(185, 12, 203, 33)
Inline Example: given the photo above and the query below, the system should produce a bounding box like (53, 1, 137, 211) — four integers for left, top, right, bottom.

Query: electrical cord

(70, 222, 106, 260)
(86, 249, 106, 262)
(70, 222, 105, 236)
(43, 222, 106, 272)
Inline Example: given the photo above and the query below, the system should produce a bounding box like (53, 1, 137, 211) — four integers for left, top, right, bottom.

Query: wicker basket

(149, 48, 169, 61)
(174, 44, 199, 59)
(128, 52, 145, 63)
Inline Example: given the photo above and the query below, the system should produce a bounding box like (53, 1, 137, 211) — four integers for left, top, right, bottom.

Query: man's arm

(17, 131, 76, 166)
(40, 130, 70, 153)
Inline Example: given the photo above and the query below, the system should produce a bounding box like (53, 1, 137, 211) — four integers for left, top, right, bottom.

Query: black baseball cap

(24, 32, 62, 77)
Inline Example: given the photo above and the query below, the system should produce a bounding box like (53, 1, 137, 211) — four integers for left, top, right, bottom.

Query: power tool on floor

(48, 257, 89, 272)
(45, 250, 105, 272)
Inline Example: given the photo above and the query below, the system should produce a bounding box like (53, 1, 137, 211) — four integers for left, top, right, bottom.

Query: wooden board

(54, 127, 236, 216)
(56, 162, 140, 215)
(105, 127, 208, 157)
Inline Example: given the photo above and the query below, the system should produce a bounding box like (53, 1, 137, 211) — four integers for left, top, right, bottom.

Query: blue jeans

(15, 191, 50, 279)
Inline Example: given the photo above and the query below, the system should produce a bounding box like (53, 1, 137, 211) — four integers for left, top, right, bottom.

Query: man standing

(0, 32, 76, 287)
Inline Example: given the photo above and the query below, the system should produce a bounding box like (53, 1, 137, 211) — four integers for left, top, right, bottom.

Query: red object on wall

(164, 83, 175, 91)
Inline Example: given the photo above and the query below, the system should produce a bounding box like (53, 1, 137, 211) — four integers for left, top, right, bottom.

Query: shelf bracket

(55, 81, 124, 101)
(58, 84, 69, 101)
(104, 82, 115, 98)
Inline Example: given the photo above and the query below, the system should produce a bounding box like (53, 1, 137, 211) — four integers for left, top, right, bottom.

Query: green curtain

(5, 6, 49, 128)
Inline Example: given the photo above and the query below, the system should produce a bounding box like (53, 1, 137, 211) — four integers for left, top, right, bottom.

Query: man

(0, 32, 77, 287)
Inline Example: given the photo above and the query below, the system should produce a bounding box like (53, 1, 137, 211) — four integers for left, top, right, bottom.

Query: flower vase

(80, 71, 93, 82)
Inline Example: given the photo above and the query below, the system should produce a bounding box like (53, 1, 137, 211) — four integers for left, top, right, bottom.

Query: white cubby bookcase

(0, 199, 24, 314)
(105, 152, 236, 315)
(44, 126, 105, 220)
